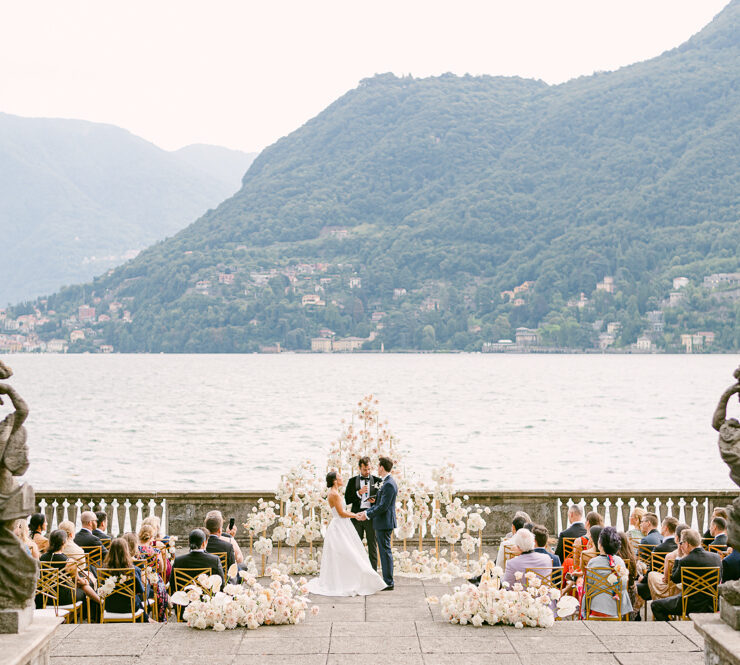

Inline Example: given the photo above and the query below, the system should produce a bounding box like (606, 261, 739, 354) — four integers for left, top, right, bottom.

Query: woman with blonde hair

(137, 524, 169, 621)
(58, 520, 94, 582)
(141, 515, 172, 580)
(13, 518, 40, 559)
(628, 508, 646, 542)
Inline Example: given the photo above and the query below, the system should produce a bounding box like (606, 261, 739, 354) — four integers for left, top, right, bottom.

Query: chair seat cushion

(58, 601, 83, 610)
(34, 608, 70, 618)
(103, 608, 144, 619)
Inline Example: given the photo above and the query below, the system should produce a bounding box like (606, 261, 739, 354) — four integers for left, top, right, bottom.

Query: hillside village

(2, 265, 738, 354)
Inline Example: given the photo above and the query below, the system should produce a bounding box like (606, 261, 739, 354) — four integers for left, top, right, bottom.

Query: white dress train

(307, 504, 386, 596)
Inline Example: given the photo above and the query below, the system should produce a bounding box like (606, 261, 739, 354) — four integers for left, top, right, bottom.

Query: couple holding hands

(307, 456, 397, 596)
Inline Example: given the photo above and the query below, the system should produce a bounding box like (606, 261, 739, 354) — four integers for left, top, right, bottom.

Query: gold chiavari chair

(708, 545, 729, 559)
(503, 545, 518, 567)
(679, 567, 720, 619)
(170, 568, 211, 621)
(133, 554, 161, 621)
(636, 543, 656, 566)
(651, 551, 668, 575)
(40, 561, 84, 623)
(34, 566, 72, 622)
(525, 566, 564, 614)
(215, 551, 229, 576)
(98, 568, 147, 623)
(582, 567, 625, 621)
(80, 545, 103, 570)
(562, 537, 577, 564)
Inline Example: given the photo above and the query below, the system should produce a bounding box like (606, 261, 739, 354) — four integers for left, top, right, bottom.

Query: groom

(357, 456, 397, 590)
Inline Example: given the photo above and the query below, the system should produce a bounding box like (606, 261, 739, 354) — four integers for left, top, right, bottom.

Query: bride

(307, 471, 386, 596)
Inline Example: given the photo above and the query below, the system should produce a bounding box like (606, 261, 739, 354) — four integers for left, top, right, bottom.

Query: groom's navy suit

(365, 474, 397, 587)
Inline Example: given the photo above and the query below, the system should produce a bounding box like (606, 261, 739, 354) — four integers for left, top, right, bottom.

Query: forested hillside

(7, 1, 739, 353)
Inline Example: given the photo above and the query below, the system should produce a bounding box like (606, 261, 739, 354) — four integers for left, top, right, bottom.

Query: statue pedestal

(721, 597, 740, 631)
(0, 614, 61, 665)
(694, 612, 740, 665)
(0, 606, 33, 634)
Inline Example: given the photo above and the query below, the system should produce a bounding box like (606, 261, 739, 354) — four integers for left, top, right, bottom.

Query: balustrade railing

(34, 489, 736, 546)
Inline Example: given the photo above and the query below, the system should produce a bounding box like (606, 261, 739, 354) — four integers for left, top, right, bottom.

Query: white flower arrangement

(254, 537, 273, 557)
(460, 533, 479, 555)
(98, 574, 126, 599)
(428, 563, 576, 628)
(171, 567, 315, 631)
(144, 566, 160, 586)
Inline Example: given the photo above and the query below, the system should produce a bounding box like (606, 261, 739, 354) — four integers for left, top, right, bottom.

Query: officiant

(344, 456, 381, 570)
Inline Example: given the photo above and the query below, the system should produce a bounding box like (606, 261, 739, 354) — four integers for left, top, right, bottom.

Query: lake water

(3, 353, 739, 491)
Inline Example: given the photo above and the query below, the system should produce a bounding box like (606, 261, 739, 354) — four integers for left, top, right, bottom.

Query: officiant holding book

(344, 456, 381, 570)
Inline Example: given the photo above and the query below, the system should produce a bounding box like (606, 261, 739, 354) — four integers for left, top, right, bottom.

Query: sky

(0, 1, 730, 154)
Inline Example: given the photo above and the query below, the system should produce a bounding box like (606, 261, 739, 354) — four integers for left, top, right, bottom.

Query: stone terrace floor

(49, 576, 707, 665)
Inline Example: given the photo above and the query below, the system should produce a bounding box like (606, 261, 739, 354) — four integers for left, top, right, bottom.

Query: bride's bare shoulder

(327, 489, 339, 502)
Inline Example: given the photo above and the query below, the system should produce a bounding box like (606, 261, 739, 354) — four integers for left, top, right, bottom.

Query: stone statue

(711, 365, 740, 614)
(0, 360, 37, 631)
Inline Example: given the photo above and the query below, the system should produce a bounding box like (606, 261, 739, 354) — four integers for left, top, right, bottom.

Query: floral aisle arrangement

(242, 395, 490, 579)
(428, 564, 579, 628)
(171, 566, 319, 631)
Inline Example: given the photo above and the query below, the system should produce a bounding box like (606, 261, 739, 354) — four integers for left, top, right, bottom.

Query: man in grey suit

(357, 456, 397, 590)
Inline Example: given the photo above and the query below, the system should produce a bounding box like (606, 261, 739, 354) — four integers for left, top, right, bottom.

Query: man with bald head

(74, 510, 109, 557)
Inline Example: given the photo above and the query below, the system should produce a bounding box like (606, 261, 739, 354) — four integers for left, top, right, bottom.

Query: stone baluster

(614, 497, 625, 531)
(577, 497, 587, 516)
(135, 499, 144, 532)
(74, 499, 84, 530)
(689, 498, 700, 531)
(700, 497, 710, 533)
(61, 498, 70, 524)
(640, 497, 649, 513)
(556, 498, 563, 534)
(161, 499, 168, 535)
(50, 499, 59, 530)
(110, 498, 121, 537)
(678, 497, 687, 524)
(603, 498, 612, 526)
(37, 498, 47, 527)
(87, 499, 96, 513)
(664, 497, 674, 518)
(654, 497, 663, 521)
(123, 499, 132, 533)
(99, 498, 107, 525)
(148, 499, 157, 518)
(625, 497, 637, 529)
(590, 497, 600, 518)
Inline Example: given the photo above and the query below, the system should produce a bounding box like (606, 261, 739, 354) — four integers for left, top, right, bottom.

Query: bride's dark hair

(326, 471, 337, 488)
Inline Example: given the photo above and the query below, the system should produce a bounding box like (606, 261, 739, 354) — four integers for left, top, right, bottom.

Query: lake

(3, 353, 739, 491)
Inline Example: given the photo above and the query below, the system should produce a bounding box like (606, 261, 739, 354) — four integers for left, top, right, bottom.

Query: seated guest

(637, 516, 678, 601)
(138, 524, 169, 622)
(618, 531, 639, 620)
(93, 511, 112, 549)
(651, 529, 722, 621)
(577, 525, 603, 571)
(554, 504, 586, 563)
(647, 523, 689, 603)
(495, 512, 532, 569)
(29, 513, 49, 553)
(639, 513, 663, 546)
(206, 510, 246, 565)
(58, 520, 94, 581)
(102, 538, 147, 621)
(172, 529, 225, 586)
(709, 517, 728, 547)
(205, 513, 237, 573)
(38, 529, 100, 611)
(501, 528, 552, 590)
(703, 508, 729, 540)
(121, 532, 139, 560)
(141, 515, 172, 582)
(75, 511, 109, 557)
(532, 525, 561, 567)
(13, 518, 40, 558)
(627, 508, 646, 542)
(584, 526, 633, 619)
(722, 547, 740, 582)
(573, 512, 604, 568)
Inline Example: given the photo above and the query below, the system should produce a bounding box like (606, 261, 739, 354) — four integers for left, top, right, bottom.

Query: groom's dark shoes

(381, 585, 394, 591)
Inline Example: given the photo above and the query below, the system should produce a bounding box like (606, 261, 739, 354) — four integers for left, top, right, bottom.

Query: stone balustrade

(34, 489, 737, 546)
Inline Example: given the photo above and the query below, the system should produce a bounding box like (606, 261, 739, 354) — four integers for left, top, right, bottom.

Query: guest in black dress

(102, 538, 148, 621)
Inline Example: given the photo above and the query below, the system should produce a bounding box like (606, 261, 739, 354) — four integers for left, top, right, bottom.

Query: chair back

(36, 566, 60, 611)
(562, 537, 577, 563)
(582, 567, 623, 621)
(679, 566, 720, 618)
(503, 545, 517, 566)
(98, 567, 141, 623)
(81, 545, 103, 569)
(214, 551, 229, 574)
(708, 545, 729, 559)
(525, 566, 563, 590)
(171, 567, 211, 621)
(636, 543, 655, 565)
(651, 551, 668, 574)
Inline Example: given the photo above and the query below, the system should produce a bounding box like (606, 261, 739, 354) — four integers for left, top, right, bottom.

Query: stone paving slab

(41, 580, 724, 665)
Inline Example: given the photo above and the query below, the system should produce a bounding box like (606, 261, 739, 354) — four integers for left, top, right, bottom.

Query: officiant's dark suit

(345, 471, 382, 570)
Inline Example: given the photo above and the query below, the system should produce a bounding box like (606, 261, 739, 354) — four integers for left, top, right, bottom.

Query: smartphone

(228, 517, 235, 531)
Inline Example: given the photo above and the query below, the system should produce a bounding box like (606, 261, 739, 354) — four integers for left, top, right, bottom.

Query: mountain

(8, 1, 740, 353)
(0, 113, 256, 304)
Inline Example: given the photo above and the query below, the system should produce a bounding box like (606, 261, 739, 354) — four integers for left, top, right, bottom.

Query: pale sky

(0, 1, 729, 153)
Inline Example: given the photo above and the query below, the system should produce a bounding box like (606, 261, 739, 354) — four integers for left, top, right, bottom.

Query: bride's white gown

(307, 502, 386, 596)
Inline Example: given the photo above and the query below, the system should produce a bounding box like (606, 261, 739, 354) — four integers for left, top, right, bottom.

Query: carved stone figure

(712, 365, 740, 616)
(0, 360, 37, 629)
